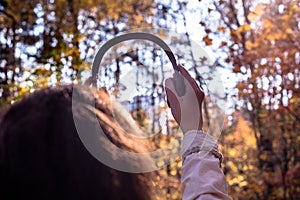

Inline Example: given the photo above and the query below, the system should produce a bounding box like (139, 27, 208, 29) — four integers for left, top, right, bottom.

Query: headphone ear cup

(172, 71, 186, 97)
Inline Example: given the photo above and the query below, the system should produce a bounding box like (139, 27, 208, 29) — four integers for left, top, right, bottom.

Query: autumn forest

(0, 0, 300, 199)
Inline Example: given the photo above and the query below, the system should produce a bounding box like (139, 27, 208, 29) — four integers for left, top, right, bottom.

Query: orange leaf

(218, 26, 226, 32)
(203, 35, 212, 46)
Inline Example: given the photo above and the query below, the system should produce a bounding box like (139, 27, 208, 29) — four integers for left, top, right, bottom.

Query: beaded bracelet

(182, 145, 223, 167)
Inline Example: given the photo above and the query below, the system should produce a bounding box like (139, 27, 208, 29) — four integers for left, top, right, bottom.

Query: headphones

(91, 32, 186, 97)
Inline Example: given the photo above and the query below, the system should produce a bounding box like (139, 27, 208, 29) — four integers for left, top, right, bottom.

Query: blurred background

(0, 0, 300, 199)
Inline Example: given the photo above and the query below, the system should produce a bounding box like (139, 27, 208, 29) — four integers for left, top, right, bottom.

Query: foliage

(201, 0, 300, 199)
(1, 0, 300, 199)
(0, 0, 155, 105)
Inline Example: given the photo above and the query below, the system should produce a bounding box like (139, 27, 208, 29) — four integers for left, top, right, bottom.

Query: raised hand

(165, 64, 204, 134)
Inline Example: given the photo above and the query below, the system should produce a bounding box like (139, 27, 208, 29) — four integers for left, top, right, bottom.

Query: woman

(0, 65, 231, 199)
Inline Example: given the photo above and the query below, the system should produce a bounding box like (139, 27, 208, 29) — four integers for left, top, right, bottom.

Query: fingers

(165, 73, 204, 132)
(165, 78, 174, 107)
(165, 78, 180, 108)
(165, 78, 177, 97)
(165, 78, 181, 122)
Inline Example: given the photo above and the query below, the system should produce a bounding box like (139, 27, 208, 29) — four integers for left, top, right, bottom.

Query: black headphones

(92, 32, 186, 97)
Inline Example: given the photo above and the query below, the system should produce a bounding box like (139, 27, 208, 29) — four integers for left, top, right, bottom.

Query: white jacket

(181, 131, 232, 200)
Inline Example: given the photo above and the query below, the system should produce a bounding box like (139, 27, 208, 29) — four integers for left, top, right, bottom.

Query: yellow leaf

(258, 113, 267, 118)
(253, 4, 265, 15)
(248, 4, 265, 21)
(248, 13, 258, 21)
(286, 28, 293, 34)
(260, 154, 268, 160)
(91, 6, 97, 13)
(170, 170, 177, 176)
(266, 32, 281, 41)
(159, 139, 167, 148)
(230, 29, 238, 36)
(220, 41, 227, 47)
(290, 97, 296, 103)
(135, 15, 144, 24)
(177, 162, 182, 168)
(157, 160, 165, 167)
(228, 149, 238, 157)
(245, 41, 259, 50)
(238, 23, 251, 33)
(217, 26, 226, 32)
(233, 66, 241, 73)
(202, 35, 212, 46)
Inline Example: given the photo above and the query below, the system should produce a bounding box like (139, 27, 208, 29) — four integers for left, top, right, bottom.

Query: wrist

(180, 116, 203, 135)
(182, 130, 223, 166)
(182, 130, 206, 154)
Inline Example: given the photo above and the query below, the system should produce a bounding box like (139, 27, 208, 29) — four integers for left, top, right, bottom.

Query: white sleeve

(181, 131, 232, 200)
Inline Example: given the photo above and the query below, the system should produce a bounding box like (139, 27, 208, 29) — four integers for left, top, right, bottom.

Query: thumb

(165, 77, 180, 104)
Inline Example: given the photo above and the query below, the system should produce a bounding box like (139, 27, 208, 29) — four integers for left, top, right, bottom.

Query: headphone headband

(92, 32, 178, 86)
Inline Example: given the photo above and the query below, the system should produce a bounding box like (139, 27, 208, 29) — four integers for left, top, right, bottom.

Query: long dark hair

(0, 85, 153, 200)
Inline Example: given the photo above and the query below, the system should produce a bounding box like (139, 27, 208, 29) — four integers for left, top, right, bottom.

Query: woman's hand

(165, 64, 204, 134)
